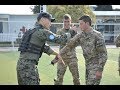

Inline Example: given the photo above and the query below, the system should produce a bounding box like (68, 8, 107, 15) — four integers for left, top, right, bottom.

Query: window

(0, 22, 3, 33)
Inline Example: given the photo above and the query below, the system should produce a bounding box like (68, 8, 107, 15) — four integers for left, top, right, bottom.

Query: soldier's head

(79, 15, 92, 31)
(63, 14, 72, 30)
(37, 12, 55, 29)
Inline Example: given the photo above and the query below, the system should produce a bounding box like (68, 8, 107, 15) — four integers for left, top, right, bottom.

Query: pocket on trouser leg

(18, 66, 40, 85)
(24, 71, 39, 85)
(86, 69, 101, 85)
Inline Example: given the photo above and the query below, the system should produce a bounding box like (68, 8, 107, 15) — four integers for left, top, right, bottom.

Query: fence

(0, 33, 18, 42)
(0, 21, 120, 45)
(94, 23, 120, 44)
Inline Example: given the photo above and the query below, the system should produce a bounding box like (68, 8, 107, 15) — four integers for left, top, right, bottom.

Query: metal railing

(0, 21, 120, 44)
(0, 33, 17, 42)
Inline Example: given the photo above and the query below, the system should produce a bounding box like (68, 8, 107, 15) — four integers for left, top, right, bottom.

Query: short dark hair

(63, 14, 71, 20)
(79, 15, 92, 26)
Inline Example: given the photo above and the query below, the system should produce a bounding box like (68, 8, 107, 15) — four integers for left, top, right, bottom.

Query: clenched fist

(51, 54, 65, 65)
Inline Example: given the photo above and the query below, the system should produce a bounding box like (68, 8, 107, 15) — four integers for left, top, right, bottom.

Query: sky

(0, 5, 34, 14)
(0, 5, 120, 14)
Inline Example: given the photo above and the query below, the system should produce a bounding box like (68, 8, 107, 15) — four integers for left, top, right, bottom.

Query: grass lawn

(0, 47, 120, 85)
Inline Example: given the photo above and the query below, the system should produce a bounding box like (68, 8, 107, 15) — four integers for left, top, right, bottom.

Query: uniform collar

(63, 28, 70, 32)
(83, 27, 93, 35)
(35, 22, 45, 29)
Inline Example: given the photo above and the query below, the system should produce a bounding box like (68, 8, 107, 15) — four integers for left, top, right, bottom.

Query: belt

(22, 59, 38, 65)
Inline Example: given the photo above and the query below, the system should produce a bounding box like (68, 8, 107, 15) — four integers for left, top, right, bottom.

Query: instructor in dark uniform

(16, 12, 70, 85)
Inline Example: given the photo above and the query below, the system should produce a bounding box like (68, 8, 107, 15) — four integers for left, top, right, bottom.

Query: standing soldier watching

(16, 12, 71, 85)
(60, 15, 108, 85)
(54, 14, 80, 85)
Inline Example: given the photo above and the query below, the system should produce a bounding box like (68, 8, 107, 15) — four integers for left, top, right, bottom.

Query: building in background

(1, 8, 120, 44)
(40, 5, 46, 12)
(0, 14, 37, 42)
(93, 11, 120, 43)
(0, 13, 37, 34)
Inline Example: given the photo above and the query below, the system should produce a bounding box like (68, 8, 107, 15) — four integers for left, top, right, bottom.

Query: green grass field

(0, 47, 120, 85)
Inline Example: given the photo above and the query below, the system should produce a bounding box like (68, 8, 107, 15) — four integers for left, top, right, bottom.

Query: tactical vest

(18, 27, 45, 57)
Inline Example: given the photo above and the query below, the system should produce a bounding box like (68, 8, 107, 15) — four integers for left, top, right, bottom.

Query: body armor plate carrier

(18, 28, 45, 58)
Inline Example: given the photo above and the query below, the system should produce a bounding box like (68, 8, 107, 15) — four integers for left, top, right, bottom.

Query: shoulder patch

(49, 34, 55, 40)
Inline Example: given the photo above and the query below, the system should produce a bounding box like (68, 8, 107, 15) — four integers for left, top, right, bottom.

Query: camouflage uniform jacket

(57, 28, 77, 59)
(115, 34, 120, 47)
(60, 28, 108, 72)
(19, 23, 68, 62)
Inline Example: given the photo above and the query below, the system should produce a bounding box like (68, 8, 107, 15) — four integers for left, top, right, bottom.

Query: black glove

(51, 55, 59, 65)
(51, 61, 54, 65)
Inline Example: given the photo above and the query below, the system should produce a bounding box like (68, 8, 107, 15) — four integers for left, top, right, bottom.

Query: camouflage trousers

(54, 57, 80, 85)
(16, 59, 40, 85)
(85, 58, 103, 85)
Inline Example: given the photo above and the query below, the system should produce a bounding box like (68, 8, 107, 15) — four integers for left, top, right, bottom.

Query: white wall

(0, 18, 9, 33)
(9, 14, 37, 33)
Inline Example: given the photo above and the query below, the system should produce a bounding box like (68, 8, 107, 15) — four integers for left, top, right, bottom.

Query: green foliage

(31, 5, 40, 14)
(31, 5, 96, 23)
(47, 5, 96, 23)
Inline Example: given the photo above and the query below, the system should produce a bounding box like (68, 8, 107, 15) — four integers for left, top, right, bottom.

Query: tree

(31, 5, 96, 23)
(30, 5, 40, 13)
(47, 5, 66, 22)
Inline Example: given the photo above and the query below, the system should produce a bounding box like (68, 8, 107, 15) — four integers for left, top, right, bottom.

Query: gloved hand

(51, 55, 59, 65)
(51, 54, 65, 66)
(71, 25, 78, 32)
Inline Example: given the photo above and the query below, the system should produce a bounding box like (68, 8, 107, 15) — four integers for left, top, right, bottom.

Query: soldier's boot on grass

(54, 78, 63, 85)
(73, 78, 80, 85)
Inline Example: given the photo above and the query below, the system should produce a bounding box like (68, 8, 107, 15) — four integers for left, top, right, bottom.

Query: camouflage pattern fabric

(17, 23, 70, 85)
(60, 28, 107, 85)
(54, 28, 80, 85)
(115, 34, 120, 47)
(16, 59, 40, 85)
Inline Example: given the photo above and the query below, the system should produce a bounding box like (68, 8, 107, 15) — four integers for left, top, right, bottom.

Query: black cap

(37, 12, 55, 22)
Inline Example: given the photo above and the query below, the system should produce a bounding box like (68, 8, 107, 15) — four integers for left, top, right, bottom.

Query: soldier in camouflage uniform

(16, 12, 71, 85)
(115, 34, 120, 74)
(115, 34, 120, 47)
(54, 14, 80, 85)
(60, 15, 108, 85)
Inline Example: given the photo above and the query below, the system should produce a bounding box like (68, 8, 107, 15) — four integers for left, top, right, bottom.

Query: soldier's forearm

(51, 51, 58, 56)
(97, 53, 107, 72)
(43, 44, 56, 56)
(60, 45, 70, 56)
(60, 38, 78, 56)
